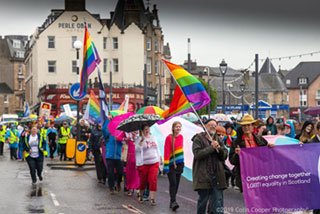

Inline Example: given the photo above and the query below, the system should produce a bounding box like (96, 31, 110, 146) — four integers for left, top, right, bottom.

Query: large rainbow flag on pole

(83, 90, 100, 124)
(158, 60, 210, 124)
(79, 25, 101, 96)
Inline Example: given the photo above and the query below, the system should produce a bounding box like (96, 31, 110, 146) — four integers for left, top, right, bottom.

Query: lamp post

(109, 60, 113, 110)
(227, 83, 233, 113)
(204, 67, 211, 118)
(240, 82, 246, 117)
(74, 40, 82, 141)
(219, 59, 228, 114)
(299, 83, 303, 123)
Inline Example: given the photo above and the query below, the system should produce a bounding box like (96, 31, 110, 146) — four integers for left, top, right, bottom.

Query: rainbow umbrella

(110, 110, 126, 117)
(136, 106, 164, 116)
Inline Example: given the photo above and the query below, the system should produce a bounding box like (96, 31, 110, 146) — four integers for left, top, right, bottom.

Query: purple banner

(240, 143, 320, 214)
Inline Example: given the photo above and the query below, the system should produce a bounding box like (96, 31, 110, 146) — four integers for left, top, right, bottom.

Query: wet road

(0, 146, 246, 214)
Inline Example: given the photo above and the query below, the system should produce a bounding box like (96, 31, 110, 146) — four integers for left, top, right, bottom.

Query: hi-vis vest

(9, 130, 19, 144)
(40, 128, 48, 142)
(0, 129, 6, 142)
(24, 134, 48, 158)
(59, 127, 70, 144)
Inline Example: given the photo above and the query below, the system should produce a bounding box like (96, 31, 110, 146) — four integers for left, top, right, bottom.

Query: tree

(197, 78, 217, 116)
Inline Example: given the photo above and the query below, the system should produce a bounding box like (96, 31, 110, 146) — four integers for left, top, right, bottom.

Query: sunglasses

(217, 133, 224, 137)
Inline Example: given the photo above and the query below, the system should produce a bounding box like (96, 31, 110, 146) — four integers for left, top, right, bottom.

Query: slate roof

(109, 0, 157, 32)
(211, 58, 287, 93)
(284, 62, 320, 89)
(5, 35, 28, 60)
(0, 82, 14, 94)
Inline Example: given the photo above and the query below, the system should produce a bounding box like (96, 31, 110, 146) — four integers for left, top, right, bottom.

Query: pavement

(0, 146, 246, 214)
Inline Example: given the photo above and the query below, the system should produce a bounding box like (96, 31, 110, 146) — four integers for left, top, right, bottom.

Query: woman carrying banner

(23, 126, 48, 184)
(295, 121, 314, 144)
(164, 121, 184, 211)
(229, 115, 269, 192)
(135, 124, 162, 206)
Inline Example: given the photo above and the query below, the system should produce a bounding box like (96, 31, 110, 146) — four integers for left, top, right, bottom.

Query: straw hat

(237, 115, 257, 125)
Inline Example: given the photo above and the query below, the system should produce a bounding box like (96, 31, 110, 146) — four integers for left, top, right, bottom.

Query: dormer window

(13, 40, 21, 48)
(298, 77, 307, 85)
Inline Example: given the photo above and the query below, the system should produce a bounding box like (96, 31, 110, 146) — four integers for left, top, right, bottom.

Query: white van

(0, 114, 19, 122)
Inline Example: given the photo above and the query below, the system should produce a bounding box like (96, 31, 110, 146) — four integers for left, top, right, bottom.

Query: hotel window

(147, 58, 152, 74)
(72, 36, 77, 48)
(103, 37, 107, 49)
(154, 40, 159, 53)
(48, 36, 55, 48)
(48, 61, 56, 73)
(113, 37, 118, 49)
(18, 65, 23, 74)
(72, 60, 77, 73)
(147, 37, 152, 51)
(300, 90, 307, 107)
(19, 80, 22, 91)
(155, 60, 159, 75)
(13, 40, 21, 48)
(4, 95, 8, 103)
(113, 59, 119, 72)
(103, 59, 108, 73)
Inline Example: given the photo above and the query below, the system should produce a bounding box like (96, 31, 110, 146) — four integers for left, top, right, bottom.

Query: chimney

(65, 0, 86, 11)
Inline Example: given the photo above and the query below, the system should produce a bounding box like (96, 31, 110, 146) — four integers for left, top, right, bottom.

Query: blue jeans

(197, 176, 224, 214)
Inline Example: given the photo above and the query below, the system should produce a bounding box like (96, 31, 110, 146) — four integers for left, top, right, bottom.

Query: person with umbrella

(103, 118, 124, 195)
(135, 124, 162, 206)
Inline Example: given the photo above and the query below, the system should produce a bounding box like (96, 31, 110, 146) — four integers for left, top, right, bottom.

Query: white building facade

(25, 0, 169, 110)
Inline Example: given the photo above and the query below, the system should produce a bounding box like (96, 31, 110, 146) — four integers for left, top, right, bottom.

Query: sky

(1, 0, 320, 71)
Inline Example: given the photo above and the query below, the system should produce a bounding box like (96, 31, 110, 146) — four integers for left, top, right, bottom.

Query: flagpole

(162, 61, 214, 142)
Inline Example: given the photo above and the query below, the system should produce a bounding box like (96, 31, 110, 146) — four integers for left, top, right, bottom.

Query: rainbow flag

(158, 60, 210, 124)
(83, 90, 100, 124)
(79, 25, 101, 96)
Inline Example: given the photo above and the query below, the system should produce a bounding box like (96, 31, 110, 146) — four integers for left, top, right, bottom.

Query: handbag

(121, 143, 128, 162)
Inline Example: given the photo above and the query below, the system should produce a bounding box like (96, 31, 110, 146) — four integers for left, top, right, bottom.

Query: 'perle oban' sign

(58, 23, 92, 29)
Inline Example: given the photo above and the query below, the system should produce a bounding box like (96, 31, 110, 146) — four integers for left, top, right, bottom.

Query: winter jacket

(229, 133, 267, 191)
(192, 132, 228, 191)
(284, 121, 296, 138)
(88, 127, 103, 152)
(104, 128, 122, 160)
(266, 116, 277, 135)
(23, 133, 47, 160)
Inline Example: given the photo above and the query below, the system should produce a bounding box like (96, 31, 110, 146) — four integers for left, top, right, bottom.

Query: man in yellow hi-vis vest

(58, 122, 70, 161)
(5, 123, 20, 160)
(0, 125, 6, 156)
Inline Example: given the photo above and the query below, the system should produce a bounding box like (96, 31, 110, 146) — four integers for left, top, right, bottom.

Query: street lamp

(74, 40, 82, 141)
(204, 67, 211, 118)
(227, 83, 233, 113)
(240, 81, 246, 117)
(219, 59, 228, 114)
(298, 77, 305, 123)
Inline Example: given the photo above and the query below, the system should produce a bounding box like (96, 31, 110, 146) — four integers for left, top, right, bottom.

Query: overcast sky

(1, 0, 320, 71)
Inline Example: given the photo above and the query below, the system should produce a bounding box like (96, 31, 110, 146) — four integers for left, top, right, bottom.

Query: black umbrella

(116, 114, 160, 132)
